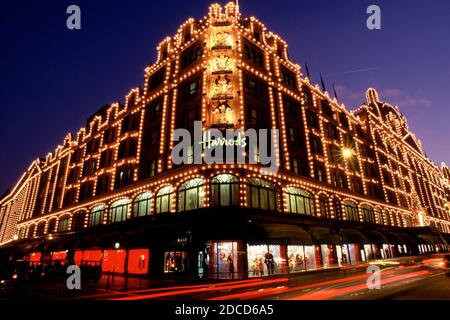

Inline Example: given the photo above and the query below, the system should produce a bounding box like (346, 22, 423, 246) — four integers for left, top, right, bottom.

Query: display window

(50, 251, 67, 264)
(102, 249, 126, 273)
(247, 244, 285, 277)
(128, 249, 149, 275)
(74, 250, 83, 265)
(201, 241, 240, 279)
(80, 250, 103, 266)
(164, 251, 187, 273)
(320, 245, 336, 268)
(28, 252, 41, 265)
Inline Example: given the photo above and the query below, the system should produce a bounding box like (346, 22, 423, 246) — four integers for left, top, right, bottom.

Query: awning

(365, 231, 388, 244)
(309, 227, 340, 245)
(341, 229, 370, 244)
(258, 223, 313, 245)
(418, 234, 446, 245)
(381, 232, 403, 244)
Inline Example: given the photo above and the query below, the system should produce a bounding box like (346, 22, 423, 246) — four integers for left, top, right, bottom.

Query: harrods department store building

(1, 3, 450, 279)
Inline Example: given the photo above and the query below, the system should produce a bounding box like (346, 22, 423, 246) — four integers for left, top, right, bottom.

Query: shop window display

(247, 245, 286, 277)
(128, 249, 149, 275)
(164, 251, 187, 273)
(201, 241, 240, 279)
(102, 249, 126, 273)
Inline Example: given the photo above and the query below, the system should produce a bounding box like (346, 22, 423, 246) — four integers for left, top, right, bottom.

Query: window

(82, 159, 96, 176)
(314, 163, 326, 183)
(164, 251, 187, 273)
(121, 113, 140, 134)
(178, 178, 206, 212)
(280, 66, 297, 89)
(285, 187, 314, 215)
(302, 86, 312, 106)
(79, 182, 93, 201)
(115, 166, 133, 189)
(96, 174, 110, 196)
(110, 199, 130, 223)
(99, 149, 113, 168)
(72, 212, 85, 231)
(310, 135, 323, 155)
(181, 77, 201, 100)
(36, 222, 46, 237)
(244, 74, 268, 100)
(211, 174, 239, 207)
(58, 216, 70, 232)
(339, 112, 349, 128)
(86, 138, 100, 155)
(145, 99, 162, 119)
(321, 100, 333, 117)
(319, 196, 329, 218)
(361, 204, 375, 223)
(325, 124, 339, 140)
(103, 127, 116, 144)
(243, 40, 264, 68)
(284, 96, 300, 117)
(180, 42, 202, 70)
(48, 219, 57, 234)
(71, 149, 83, 164)
(133, 192, 153, 217)
(246, 107, 258, 127)
(292, 158, 299, 174)
(28, 225, 36, 238)
(90, 205, 105, 227)
(344, 201, 358, 221)
(247, 178, 279, 211)
(289, 127, 296, 142)
(156, 186, 174, 213)
(307, 111, 319, 129)
(147, 67, 166, 92)
(333, 171, 347, 189)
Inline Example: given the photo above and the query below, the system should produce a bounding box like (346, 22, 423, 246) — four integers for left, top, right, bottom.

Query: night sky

(1, 0, 449, 193)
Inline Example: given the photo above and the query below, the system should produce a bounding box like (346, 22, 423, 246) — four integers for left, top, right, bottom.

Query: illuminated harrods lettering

(0, 2, 448, 281)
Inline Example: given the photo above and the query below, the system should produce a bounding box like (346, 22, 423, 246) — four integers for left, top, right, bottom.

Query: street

(0, 254, 448, 300)
(81, 254, 450, 300)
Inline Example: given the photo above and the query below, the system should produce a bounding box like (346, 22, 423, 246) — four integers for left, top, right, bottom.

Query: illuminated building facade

(0, 2, 449, 279)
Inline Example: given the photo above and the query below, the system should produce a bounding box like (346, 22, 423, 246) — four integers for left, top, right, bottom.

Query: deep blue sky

(1, 0, 449, 193)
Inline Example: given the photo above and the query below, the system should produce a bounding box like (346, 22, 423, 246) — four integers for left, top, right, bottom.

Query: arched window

(374, 208, 383, 224)
(178, 178, 206, 212)
(110, 199, 130, 223)
(247, 178, 279, 211)
(333, 197, 342, 220)
(58, 216, 70, 232)
(211, 174, 239, 207)
(404, 215, 413, 227)
(72, 211, 86, 231)
(285, 187, 314, 215)
(361, 204, 375, 224)
(90, 205, 105, 227)
(385, 211, 392, 226)
(319, 196, 329, 218)
(344, 201, 358, 221)
(133, 192, 153, 217)
(28, 225, 36, 238)
(156, 186, 174, 214)
(47, 219, 57, 234)
(36, 222, 46, 236)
